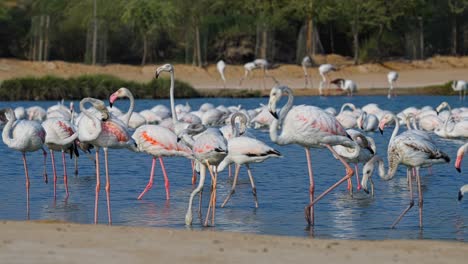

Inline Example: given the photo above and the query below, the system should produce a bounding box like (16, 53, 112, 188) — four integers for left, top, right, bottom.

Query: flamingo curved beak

(269, 110, 278, 119)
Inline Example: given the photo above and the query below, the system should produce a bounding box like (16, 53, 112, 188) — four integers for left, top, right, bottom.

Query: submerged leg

(61, 151, 69, 199)
(94, 148, 100, 224)
(221, 164, 241, 208)
(416, 167, 423, 228)
(304, 148, 315, 226)
(50, 150, 57, 199)
(355, 164, 362, 191)
(103, 148, 112, 225)
(22, 153, 31, 220)
(138, 157, 156, 200)
(306, 145, 354, 211)
(391, 168, 414, 228)
(42, 148, 48, 184)
(246, 164, 259, 208)
(191, 160, 197, 185)
(159, 157, 170, 200)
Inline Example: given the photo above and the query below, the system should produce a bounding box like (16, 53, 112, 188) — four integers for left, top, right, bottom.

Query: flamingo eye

(365, 170, 371, 174)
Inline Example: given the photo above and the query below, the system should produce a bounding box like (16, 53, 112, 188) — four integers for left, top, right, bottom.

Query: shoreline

(0, 221, 467, 263)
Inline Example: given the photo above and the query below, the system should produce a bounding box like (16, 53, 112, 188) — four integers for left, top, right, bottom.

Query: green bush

(0, 74, 199, 101)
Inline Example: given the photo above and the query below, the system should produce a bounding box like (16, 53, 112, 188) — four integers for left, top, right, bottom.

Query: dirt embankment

(1, 55, 467, 93)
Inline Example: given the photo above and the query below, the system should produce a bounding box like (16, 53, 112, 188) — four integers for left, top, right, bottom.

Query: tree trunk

(92, 0, 98, 65)
(43, 15, 50, 61)
(330, 24, 334, 54)
(195, 25, 202, 67)
(451, 16, 457, 55)
(353, 25, 359, 65)
(260, 28, 268, 59)
(38, 15, 44, 61)
(419, 17, 424, 59)
(141, 34, 148, 65)
(306, 18, 313, 55)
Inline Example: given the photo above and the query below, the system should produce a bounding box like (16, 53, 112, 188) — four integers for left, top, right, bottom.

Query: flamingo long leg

(355, 164, 362, 191)
(204, 162, 217, 227)
(137, 157, 156, 200)
(304, 148, 315, 225)
(103, 147, 112, 225)
(61, 151, 69, 199)
(221, 164, 241, 208)
(22, 153, 30, 220)
(42, 148, 48, 184)
(185, 164, 206, 226)
(94, 148, 100, 224)
(50, 150, 57, 199)
(391, 168, 415, 228)
(306, 145, 354, 212)
(191, 160, 197, 185)
(245, 164, 259, 208)
(159, 157, 170, 200)
(74, 154, 78, 176)
(416, 167, 423, 228)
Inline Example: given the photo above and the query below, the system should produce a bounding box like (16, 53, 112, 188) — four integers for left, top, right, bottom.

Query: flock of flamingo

(1, 63, 467, 229)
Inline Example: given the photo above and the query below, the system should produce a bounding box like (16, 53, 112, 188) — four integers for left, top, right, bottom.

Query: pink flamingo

(455, 143, 468, 173)
(78, 97, 136, 224)
(132, 124, 193, 200)
(42, 118, 78, 200)
(2, 108, 48, 219)
(268, 85, 357, 226)
(184, 128, 228, 227)
(109, 87, 179, 200)
(378, 113, 450, 228)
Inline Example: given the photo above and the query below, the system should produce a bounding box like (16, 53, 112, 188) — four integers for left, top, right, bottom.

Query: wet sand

(0, 221, 467, 264)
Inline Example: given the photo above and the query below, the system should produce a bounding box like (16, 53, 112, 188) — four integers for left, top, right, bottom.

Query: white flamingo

(357, 112, 379, 132)
(218, 113, 281, 208)
(331, 78, 358, 96)
(216, 60, 227, 88)
(239, 62, 258, 86)
(318, 64, 337, 96)
(301, 55, 313, 88)
(184, 128, 228, 227)
(387, 71, 399, 99)
(268, 85, 357, 226)
(452, 80, 467, 100)
(78, 97, 136, 224)
(377, 113, 450, 228)
(434, 102, 468, 138)
(2, 108, 47, 219)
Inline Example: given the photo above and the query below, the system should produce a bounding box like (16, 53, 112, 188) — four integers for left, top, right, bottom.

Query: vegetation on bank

(0, 75, 199, 101)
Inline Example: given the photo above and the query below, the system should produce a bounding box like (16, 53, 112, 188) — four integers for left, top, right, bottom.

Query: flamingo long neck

(339, 103, 355, 114)
(80, 98, 100, 127)
(370, 156, 398, 181)
(269, 88, 293, 145)
(230, 112, 247, 137)
(169, 70, 178, 124)
(389, 115, 400, 142)
(122, 90, 135, 127)
(2, 112, 16, 147)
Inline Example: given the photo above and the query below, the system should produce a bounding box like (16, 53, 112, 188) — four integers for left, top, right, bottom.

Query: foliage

(0, 74, 199, 101)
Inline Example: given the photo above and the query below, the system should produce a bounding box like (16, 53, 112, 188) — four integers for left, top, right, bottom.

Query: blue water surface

(0, 95, 467, 240)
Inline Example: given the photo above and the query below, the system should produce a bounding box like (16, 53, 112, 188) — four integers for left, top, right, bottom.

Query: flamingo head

(2, 108, 15, 122)
(268, 86, 283, 119)
(435, 101, 449, 115)
(109, 87, 130, 108)
(378, 113, 393, 135)
(155, 64, 174, 79)
(456, 147, 465, 173)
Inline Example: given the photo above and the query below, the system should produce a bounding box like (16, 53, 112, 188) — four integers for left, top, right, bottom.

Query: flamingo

(434, 102, 468, 138)
(455, 143, 468, 173)
(387, 71, 399, 99)
(331, 78, 358, 96)
(216, 60, 227, 88)
(184, 128, 228, 227)
(78, 97, 136, 224)
(239, 62, 258, 87)
(301, 55, 313, 88)
(132, 125, 193, 200)
(2, 108, 47, 219)
(268, 85, 357, 226)
(357, 112, 379, 132)
(318, 64, 337, 96)
(336, 103, 360, 129)
(332, 129, 376, 193)
(218, 113, 281, 208)
(155, 64, 198, 184)
(378, 113, 450, 228)
(109, 87, 182, 200)
(42, 118, 78, 200)
(459, 185, 468, 201)
(452, 80, 467, 100)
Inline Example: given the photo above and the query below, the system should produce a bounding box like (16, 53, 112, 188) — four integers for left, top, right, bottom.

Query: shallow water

(0, 96, 467, 241)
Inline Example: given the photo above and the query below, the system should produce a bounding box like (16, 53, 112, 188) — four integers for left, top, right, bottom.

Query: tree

(448, 0, 468, 55)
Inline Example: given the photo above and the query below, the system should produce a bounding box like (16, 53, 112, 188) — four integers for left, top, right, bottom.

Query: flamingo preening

(268, 85, 357, 226)
(331, 78, 358, 96)
(2, 108, 48, 219)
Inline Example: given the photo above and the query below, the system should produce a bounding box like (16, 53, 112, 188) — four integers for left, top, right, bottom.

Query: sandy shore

(0, 221, 466, 264)
(1, 57, 468, 92)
